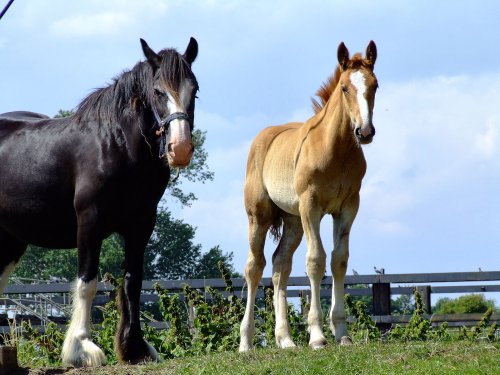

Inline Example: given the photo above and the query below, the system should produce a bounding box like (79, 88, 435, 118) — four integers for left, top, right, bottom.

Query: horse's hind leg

(0, 229, 27, 294)
(239, 209, 271, 352)
(272, 214, 303, 349)
(62, 206, 106, 367)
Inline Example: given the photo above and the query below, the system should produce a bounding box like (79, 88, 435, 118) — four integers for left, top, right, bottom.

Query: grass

(25, 341, 500, 375)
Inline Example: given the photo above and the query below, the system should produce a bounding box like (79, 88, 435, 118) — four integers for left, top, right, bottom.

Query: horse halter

(151, 105, 190, 159)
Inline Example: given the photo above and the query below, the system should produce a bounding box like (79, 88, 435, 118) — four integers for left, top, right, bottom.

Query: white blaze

(166, 80, 193, 145)
(350, 70, 371, 137)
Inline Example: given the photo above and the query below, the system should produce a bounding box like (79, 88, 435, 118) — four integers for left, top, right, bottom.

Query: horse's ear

(140, 38, 161, 69)
(183, 37, 198, 65)
(365, 40, 377, 68)
(337, 42, 350, 71)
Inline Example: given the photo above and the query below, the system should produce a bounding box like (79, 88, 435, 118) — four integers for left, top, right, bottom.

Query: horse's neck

(307, 89, 360, 158)
(120, 110, 157, 161)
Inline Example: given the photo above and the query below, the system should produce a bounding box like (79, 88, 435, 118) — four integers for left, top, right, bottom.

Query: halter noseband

(152, 105, 190, 159)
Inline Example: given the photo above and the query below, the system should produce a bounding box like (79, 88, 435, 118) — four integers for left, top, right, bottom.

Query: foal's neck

(318, 88, 360, 154)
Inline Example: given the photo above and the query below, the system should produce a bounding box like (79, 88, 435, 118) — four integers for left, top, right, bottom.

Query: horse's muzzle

(355, 125, 375, 144)
(167, 142, 194, 168)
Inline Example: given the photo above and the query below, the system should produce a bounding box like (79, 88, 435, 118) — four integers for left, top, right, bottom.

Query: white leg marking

(62, 278, 106, 367)
(0, 261, 17, 294)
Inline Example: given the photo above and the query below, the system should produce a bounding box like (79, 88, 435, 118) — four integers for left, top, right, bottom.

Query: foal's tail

(269, 215, 283, 243)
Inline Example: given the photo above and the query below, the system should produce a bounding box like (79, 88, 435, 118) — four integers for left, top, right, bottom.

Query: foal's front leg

(299, 199, 327, 349)
(62, 206, 106, 367)
(329, 196, 359, 344)
(115, 224, 159, 364)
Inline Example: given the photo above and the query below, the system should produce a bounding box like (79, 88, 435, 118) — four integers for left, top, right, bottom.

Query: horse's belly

(0, 203, 77, 248)
(264, 175, 300, 215)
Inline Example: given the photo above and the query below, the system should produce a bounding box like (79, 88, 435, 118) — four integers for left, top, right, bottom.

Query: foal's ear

(337, 42, 350, 71)
(365, 40, 377, 68)
(183, 37, 198, 65)
(140, 38, 161, 69)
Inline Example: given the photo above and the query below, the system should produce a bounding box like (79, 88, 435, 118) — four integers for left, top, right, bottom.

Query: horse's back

(0, 111, 50, 121)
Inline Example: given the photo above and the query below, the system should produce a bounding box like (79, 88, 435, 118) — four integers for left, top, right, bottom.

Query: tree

(391, 294, 415, 315)
(192, 245, 241, 278)
(144, 208, 202, 280)
(433, 294, 498, 314)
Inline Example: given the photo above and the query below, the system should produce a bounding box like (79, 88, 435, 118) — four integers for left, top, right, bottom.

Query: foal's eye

(341, 84, 348, 94)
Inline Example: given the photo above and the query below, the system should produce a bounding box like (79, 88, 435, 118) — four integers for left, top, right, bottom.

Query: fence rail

(1, 271, 499, 331)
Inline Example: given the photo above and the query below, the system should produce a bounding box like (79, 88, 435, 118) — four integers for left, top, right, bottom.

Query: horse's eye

(341, 84, 348, 94)
(155, 89, 167, 98)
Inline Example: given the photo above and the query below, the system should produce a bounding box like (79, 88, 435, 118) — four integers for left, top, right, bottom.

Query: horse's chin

(165, 157, 191, 169)
(357, 135, 374, 145)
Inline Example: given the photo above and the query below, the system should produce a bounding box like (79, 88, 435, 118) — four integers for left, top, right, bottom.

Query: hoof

(309, 338, 327, 350)
(277, 337, 296, 349)
(340, 336, 353, 345)
(62, 338, 106, 367)
(145, 341, 160, 362)
(239, 342, 254, 352)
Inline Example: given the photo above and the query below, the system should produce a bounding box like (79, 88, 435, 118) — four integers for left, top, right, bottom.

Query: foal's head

(141, 38, 199, 168)
(337, 41, 378, 145)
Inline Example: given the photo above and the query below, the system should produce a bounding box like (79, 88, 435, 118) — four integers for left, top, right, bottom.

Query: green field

(24, 341, 500, 375)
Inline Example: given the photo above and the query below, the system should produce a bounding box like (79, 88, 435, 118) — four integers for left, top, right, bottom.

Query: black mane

(75, 48, 198, 124)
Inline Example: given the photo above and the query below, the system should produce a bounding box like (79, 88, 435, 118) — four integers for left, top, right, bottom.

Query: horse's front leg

(329, 194, 359, 344)
(299, 197, 327, 349)
(115, 221, 159, 364)
(62, 206, 106, 367)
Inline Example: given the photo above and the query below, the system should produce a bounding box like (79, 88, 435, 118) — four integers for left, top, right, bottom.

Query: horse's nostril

(355, 128, 362, 137)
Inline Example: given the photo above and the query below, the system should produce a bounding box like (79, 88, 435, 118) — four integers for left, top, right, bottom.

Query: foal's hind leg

(239, 214, 270, 352)
(272, 214, 303, 349)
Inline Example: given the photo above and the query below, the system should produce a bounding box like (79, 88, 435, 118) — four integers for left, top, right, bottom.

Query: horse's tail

(114, 285, 129, 358)
(269, 215, 283, 243)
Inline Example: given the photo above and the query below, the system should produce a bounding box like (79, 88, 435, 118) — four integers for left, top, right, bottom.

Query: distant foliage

(433, 294, 497, 314)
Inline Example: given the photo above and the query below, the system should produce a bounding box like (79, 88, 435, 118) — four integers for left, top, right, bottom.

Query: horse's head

(141, 38, 199, 168)
(337, 41, 378, 145)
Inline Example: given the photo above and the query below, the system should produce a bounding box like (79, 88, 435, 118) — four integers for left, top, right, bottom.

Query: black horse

(0, 38, 198, 366)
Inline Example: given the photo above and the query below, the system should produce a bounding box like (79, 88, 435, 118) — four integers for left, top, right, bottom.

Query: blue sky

(1, 1, 500, 304)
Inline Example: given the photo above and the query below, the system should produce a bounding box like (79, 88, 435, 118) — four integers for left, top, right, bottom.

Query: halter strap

(151, 105, 190, 159)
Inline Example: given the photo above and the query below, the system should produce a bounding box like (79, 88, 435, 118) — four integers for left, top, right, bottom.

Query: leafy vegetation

(4, 270, 498, 370)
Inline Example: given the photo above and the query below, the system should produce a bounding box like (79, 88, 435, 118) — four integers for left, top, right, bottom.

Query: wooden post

(372, 282, 391, 332)
(416, 285, 431, 314)
(0, 346, 18, 375)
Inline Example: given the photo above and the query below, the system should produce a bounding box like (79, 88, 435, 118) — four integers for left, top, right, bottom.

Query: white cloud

(50, 12, 132, 38)
(474, 119, 498, 159)
(358, 72, 500, 237)
(46, 0, 169, 38)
